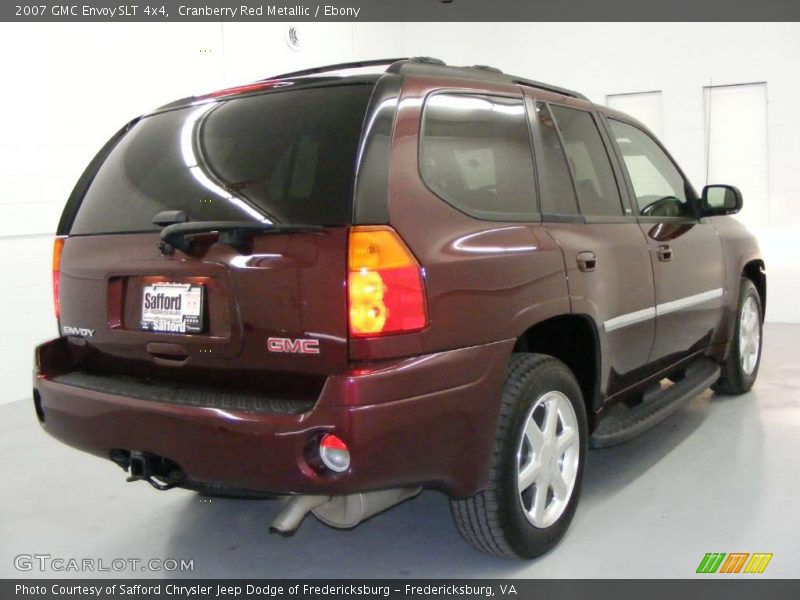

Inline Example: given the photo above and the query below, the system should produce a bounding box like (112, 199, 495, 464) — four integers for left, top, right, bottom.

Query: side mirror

(701, 184, 743, 216)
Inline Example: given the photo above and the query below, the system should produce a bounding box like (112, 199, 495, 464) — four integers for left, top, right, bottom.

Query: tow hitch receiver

(110, 449, 185, 491)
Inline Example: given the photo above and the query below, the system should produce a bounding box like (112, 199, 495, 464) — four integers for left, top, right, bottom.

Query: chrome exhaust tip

(269, 495, 330, 535)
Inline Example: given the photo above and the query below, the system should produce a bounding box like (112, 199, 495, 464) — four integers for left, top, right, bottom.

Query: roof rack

(265, 58, 409, 81)
(470, 65, 504, 74)
(385, 56, 447, 72)
(264, 57, 588, 102)
(511, 78, 589, 101)
(391, 58, 589, 101)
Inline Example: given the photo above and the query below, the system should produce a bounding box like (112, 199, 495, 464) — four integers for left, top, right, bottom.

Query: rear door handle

(656, 244, 673, 262)
(146, 342, 189, 365)
(576, 251, 597, 272)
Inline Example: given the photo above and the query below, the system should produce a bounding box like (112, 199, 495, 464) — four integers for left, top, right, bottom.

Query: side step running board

(590, 357, 720, 449)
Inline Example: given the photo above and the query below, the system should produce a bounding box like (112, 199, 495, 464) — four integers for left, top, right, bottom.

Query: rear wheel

(713, 278, 763, 395)
(450, 354, 587, 558)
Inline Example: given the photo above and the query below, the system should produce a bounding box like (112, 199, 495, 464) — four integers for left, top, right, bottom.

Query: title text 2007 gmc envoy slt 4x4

(34, 58, 765, 558)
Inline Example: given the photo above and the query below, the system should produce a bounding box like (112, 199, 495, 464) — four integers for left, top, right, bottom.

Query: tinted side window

(535, 102, 579, 215)
(549, 105, 625, 217)
(609, 119, 692, 218)
(420, 93, 537, 220)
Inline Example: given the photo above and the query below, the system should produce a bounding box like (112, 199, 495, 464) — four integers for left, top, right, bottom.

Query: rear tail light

(319, 434, 351, 473)
(347, 226, 428, 337)
(52, 237, 65, 321)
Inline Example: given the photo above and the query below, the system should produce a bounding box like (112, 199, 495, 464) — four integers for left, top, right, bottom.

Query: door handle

(146, 342, 188, 365)
(576, 251, 597, 272)
(656, 244, 673, 262)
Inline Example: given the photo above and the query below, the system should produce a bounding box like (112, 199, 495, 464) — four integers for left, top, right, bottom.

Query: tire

(450, 353, 588, 559)
(713, 278, 763, 395)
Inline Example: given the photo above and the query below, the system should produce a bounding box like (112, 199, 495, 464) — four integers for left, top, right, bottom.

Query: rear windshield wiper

(157, 219, 324, 254)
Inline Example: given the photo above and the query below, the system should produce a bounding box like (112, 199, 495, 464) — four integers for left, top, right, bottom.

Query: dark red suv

(34, 58, 765, 558)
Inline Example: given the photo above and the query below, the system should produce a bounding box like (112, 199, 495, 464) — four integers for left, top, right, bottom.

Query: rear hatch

(56, 82, 376, 386)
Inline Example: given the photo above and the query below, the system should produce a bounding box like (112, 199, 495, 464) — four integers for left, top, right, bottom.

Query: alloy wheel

(739, 295, 761, 376)
(516, 390, 580, 528)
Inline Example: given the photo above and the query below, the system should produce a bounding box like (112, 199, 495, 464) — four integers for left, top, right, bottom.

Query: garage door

(704, 83, 770, 229)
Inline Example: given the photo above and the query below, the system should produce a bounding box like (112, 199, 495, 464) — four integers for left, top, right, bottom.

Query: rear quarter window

(534, 102, 580, 216)
(419, 93, 538, 221)
(69, 84, 374, 235)
(547, 105, 625, 217)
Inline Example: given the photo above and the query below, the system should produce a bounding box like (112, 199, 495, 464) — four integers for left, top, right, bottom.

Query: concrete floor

(1, 323, 798, 579)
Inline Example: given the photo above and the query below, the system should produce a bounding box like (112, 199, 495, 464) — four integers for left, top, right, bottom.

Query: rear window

(69, 84, 374, 235)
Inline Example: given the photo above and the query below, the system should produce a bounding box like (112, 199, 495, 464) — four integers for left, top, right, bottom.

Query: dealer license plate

(140, 282, 204, 334)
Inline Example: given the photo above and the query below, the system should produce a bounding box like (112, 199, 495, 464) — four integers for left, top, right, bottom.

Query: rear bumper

(34, 338, 513, 497)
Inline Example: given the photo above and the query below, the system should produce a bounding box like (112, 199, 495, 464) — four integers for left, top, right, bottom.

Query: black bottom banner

(3, 580, 800, 600)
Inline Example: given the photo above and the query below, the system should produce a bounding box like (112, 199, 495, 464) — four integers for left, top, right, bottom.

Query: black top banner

(3, 0, 800, 22)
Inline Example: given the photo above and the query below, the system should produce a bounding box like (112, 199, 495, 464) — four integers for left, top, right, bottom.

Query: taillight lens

(348, 226, 427, 337)
(52, 237, 65, 320)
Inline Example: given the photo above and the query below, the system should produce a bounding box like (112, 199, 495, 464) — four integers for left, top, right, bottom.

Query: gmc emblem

(267, 337, 320, 355)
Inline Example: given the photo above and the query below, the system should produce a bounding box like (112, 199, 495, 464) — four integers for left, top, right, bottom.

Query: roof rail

(471, 65, 504, 74)
(263, 57, 589, 102)
(511, 78, 589, 101)
(386, 56, 447, 73)
(390, 59, 589, 101)
(264, 58, 409, 80)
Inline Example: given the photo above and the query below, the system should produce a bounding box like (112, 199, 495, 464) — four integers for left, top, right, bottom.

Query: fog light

(319, 434, 350, 473)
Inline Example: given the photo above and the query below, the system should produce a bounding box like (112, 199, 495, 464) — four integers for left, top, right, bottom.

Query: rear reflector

(347, 226, 428, 337)
(52, 237, 65, 321)
(319, 434, 351, 473)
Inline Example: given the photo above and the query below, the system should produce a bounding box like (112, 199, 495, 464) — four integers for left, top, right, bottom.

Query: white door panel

(704, 83, 769, 229)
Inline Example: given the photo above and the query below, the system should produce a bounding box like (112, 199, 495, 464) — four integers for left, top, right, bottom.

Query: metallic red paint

(35, 337, 513, 497)
(34, 62, 765, 505)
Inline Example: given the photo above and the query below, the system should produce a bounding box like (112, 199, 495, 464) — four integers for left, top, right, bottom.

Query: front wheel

(713, 278, 763, 395)
(450, 354, 587, 559)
